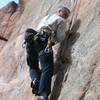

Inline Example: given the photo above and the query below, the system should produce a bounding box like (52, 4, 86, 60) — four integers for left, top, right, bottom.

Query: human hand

(65, 30, 75, 34)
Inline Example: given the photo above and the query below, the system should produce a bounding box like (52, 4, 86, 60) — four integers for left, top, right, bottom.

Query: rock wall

(0, 1, 22, 51)
(0, 0, 100, 100)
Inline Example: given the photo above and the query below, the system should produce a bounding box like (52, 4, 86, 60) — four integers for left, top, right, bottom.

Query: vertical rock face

(0, 0, 100, 100)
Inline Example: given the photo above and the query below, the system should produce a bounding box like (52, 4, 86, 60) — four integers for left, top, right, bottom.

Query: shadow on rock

(50, 19, 81, 100)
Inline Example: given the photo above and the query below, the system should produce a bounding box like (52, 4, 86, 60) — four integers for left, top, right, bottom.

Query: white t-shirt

(36, 14, 69, 42)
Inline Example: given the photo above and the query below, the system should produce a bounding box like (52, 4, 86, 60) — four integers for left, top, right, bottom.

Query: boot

(38, 96, 48, 100)
(31, 78, 39, 95)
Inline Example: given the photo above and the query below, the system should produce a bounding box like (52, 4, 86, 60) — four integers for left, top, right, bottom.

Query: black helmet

(24, 28, 37, 42)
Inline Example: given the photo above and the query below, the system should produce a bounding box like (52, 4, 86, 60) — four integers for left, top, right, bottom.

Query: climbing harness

(22, 27, 55, 56)
(37, 27, 55, 55)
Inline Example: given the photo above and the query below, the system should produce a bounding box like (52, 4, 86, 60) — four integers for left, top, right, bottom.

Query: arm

(56, 21, 68, 42)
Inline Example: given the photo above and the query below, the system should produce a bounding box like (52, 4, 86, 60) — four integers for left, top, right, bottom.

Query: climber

(25, 6, 71, 100)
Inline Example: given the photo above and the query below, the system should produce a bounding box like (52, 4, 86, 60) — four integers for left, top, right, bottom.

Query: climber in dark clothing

(25, 28, 54, 96)
(25, 7, 70, 100)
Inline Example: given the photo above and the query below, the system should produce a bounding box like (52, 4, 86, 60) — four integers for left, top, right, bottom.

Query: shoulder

(55, 15, 65, 25)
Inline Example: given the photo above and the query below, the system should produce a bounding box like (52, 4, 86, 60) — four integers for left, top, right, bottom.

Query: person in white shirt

(36, 8, 70, 42)
(25, 7, 70, 100)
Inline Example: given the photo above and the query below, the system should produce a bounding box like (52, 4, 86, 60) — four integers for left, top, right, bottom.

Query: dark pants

(26, 34, 54, 96)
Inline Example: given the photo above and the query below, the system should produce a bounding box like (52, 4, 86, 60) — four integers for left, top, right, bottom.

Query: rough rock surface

(0, 0, 100, 100)
(0, 1, 21, 51)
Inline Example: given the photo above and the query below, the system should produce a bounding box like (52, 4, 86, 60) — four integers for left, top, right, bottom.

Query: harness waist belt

(38, 28, 52, 36)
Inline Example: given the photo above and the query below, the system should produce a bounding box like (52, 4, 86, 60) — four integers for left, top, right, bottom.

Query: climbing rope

(69, 0, 81, 31)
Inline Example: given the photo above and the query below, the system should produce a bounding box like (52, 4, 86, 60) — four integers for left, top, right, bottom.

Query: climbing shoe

(38, 96, 48, 100)
(31, 78, 39, 95)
